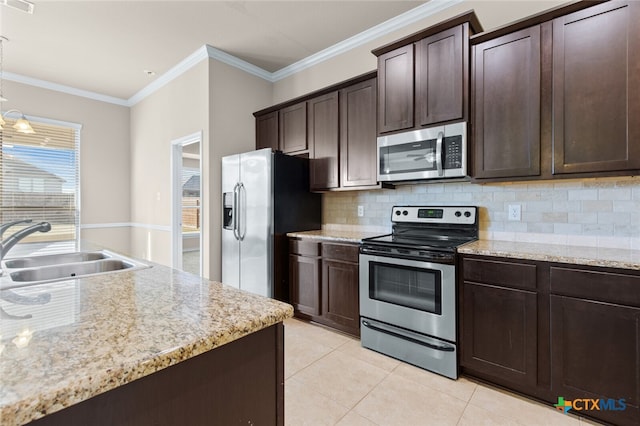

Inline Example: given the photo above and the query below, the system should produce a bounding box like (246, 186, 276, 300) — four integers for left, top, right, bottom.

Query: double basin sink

(1, 250, 150, 289)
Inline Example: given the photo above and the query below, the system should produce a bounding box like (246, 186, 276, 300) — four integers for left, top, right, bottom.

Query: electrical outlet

(357, 205, 364, 217)
(508, 204, 521, 221)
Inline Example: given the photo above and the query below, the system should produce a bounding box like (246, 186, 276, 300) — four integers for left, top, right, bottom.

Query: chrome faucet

(0, 219, 33, 238)
(1, 222, 52, 260)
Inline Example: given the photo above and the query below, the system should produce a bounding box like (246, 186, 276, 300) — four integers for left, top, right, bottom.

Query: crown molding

(271, 0, 463, 81)
(205, 45, 274, 82)
(3, 71, 129, 106)
(9, 0, 462, 105)
(127, 45, 210, 106)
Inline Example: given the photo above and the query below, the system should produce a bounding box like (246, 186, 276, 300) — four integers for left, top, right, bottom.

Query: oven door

(359, 253, 456, 342)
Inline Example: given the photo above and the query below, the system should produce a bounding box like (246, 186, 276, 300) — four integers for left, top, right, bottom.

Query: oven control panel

(391, 206, 477, 225)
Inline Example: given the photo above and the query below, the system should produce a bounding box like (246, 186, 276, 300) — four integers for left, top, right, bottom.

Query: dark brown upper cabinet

(373, 11, 481, 136)
(552, 1, 640, 175)
(254, 72, 379, 192)
(256, 111, 279, 151)
(416, 25, 464, 126)
(471, 0, 640, 182)
(279, 102, 308, 155)
(308, 92, 340, 190)
(377, 45, 414, 134)
(472, 25, 542, 179)
(340, 78, 378, 188)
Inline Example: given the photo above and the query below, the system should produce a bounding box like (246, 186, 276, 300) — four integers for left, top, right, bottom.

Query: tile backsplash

(322, 176, 640, 249)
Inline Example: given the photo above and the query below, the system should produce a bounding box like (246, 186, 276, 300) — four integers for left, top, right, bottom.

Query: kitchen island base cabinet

(30, 324, 285, 426)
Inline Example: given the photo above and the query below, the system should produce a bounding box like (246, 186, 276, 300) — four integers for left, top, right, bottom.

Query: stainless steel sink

(9, 259, 134, 282)
(0, 250, 150, 289)
(3, 251, 108, 269)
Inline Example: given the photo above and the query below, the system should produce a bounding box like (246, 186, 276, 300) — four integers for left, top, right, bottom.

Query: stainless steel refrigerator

(222, 148, 321, 300)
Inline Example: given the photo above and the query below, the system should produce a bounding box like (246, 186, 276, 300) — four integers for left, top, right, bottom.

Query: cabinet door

(415, 25, 464, 126)
(255, 111, 279, 151)
(289, 254, 320, 316)
(279, 102, 308, 154)
(552, 1, 640, 175)
(308, 92, 339, 190)
(472, 26, 541, 179)
(340, 78, 378, 187)
(550, 295, 640, 425)
(462, 282, 538, 387)
(322, 259, 359, 336)
(377, 45, 414, 134)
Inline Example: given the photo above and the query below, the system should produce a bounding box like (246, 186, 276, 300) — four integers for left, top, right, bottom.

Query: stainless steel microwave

(377, 122, 467, 182)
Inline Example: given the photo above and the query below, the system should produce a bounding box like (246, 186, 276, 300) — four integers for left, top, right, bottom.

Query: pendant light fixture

(0, 35, 35, 134)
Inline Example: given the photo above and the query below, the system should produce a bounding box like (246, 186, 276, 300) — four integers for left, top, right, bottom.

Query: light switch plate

(508, 204, 521, 221)
(357, 205, 364, 217)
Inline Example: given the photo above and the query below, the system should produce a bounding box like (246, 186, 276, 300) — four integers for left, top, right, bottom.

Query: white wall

(129, 61, 209, 267)
(129, 58, 271, 280)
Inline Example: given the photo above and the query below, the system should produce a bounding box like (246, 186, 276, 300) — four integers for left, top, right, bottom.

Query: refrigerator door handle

(233, 182, 240, 241)
(238, 182, 246, 241)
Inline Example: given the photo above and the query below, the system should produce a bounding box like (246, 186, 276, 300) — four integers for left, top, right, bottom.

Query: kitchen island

(0, 259, 293, 425)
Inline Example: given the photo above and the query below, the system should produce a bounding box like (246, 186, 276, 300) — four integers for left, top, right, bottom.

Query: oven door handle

(362, 320, 455, 352)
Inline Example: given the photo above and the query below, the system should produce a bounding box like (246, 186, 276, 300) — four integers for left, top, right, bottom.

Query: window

(0, 116, 80, 255)
(181, 166, 200, 232)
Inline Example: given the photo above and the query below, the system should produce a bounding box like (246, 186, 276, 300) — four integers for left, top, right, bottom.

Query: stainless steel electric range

(359, 205, 478, 379)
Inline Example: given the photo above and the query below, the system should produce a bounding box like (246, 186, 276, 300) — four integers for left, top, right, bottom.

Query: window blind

(0, 117, 79, 254)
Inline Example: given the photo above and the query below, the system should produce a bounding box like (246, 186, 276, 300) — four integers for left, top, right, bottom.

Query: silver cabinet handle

(436, 131, 444, 177)
(233, 183, 240, 241)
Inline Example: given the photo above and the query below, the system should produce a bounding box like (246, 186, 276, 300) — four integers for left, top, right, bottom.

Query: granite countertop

(287, 229, 384, 243)
(0, 260, 293, 426)
(459, 240, 640, 271)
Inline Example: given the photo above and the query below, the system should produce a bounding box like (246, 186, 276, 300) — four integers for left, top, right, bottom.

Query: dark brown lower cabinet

(461, 255, 640, 426)
(31, 324, 285, 426)
(550, 266, 640, 426)
(289, 240, 321, 316)
(289, 238, 360, 337)
(461, 282, 538, 387)
(461, 256, 546, 398)
(321, 244, 360, 336)
(550, 295, 640, 425)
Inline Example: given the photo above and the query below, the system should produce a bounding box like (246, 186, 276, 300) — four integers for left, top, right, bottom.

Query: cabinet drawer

(322, 243, 359, 263)
(550, 266, 640, 308)
(463, 258, 537, 291)
(289, 239, 320, 257)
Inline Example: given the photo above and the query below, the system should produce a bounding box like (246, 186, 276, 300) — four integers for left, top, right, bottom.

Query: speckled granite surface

(287, 229, 382, 243)
(0, 263, 293, 426)
(459, 240, 640, 271)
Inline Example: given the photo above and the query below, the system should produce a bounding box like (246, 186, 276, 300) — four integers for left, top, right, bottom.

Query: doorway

(171, 132, 202, 276)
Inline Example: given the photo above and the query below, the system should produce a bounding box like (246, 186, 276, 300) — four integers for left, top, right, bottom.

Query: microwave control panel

(444, 136, 463, 169)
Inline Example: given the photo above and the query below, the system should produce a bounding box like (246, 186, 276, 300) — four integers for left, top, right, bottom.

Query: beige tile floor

(284, 318, 602, 426)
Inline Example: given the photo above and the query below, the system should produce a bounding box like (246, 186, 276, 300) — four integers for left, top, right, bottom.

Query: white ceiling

(1, 1, 425, 101)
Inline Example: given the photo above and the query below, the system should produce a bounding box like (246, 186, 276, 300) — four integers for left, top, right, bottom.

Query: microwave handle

(436, 131, 444, 177)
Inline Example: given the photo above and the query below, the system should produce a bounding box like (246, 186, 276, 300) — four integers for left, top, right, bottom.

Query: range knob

(464, 211, 472, 218)
(395, 210, 401, 216)
(455, 211, 462, 217)
(402, 210, 408, 216)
